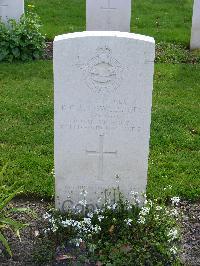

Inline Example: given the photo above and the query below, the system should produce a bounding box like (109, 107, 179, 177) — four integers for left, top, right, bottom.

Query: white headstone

(86, 0, 131, 32)
(190, 0, 200, 50)
(0, 0, 24, 23)
(54, 31, 155, 211)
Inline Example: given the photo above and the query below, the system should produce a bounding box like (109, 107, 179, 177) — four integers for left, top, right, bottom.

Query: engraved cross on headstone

(101, 0, 117, 30)
(86, 134, 117, 179)
(101, 0, 117, 11)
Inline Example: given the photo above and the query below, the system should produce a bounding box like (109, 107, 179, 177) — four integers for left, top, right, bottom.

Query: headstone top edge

(54, 31, 155, 44)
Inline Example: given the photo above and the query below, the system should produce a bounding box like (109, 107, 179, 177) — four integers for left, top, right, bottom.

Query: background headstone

(0, 0, 24, 23)
(190, 0, 200, 50)
(54, 31, 155, 211)
(86, 0, 132, 32)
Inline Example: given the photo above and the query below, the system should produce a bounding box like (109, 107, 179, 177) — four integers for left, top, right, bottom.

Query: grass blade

(0, 231, 12, 257)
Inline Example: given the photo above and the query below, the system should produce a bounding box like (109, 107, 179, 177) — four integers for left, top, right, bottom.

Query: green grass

(133, 0, 193, 45)
(0, 61, 54, 198)
(148, 64, 200, 200)
(0, 62, 199, 200)
(26, 0, 193, 45)
(26, 0, 86, 40)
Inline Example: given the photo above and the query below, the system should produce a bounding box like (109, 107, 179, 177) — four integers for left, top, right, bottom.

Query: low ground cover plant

(0, 11, 45, 62)
(0, 186, 27, 256)
(0, 165, 38, 257)
(41, 190, 181, 265)
(156, 42, 200, 64)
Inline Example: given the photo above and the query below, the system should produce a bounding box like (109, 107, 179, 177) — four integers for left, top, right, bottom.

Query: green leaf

(12, 47, 20, 58)
(0, 231, 12, 256)
(8, 207, 37, 219)
(0, 217, 27, 230)
(15, 229, 21, 242)
(0, 186, 23, 211)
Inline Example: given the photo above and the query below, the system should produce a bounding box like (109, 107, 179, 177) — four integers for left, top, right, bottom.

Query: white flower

(140, 207, 150, 216)
(156, 206, 162, 211)
(167, 228, 178, 241)
(170, 208, 179, 217)
(43, 212, 51, 220)
(79, 199, 87, 207)
(98, 215, 104, 222)
(112, 203, 117, 210)
(127, 203, 132, 210)
(144, 199, 153, 207)
(97, 197, 102, 203)
(43, 228, 50, 234)
(142, 193, 147, 199)
(138, 206, 150, 224)
(171, 197, 180, 206)
(135, 198, 140, 205)
(61, 219, 73, 227)
(138, 216, 146, 224)
(49, 217, 56, 224)
(51, 168, 55, 177)
(170, 246, 178, 255)
(52, 224, 58, 232)
(148, 200, 153, 207)
(130, 191, 139, 201)
(94, 208, 100, 214)
(75, 238, 83, 247)
(93, 225, 101, 233)
(87, 212, 93, 218)
(130, 191, 138, 197)
(124, 218, 132, 226)
(83, 218, 91, 225)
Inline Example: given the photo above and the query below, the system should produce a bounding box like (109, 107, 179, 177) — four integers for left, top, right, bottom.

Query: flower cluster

(167, 228, 178, 242)
(171, 197, 180, 206)
(42, 190, 181, 264)
(43, 212, 101, 244)
(43, 213, 58, 233)
(138, 200, 152, 224)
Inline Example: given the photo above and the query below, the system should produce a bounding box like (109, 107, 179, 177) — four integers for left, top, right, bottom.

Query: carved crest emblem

(78, 47, 123, 93)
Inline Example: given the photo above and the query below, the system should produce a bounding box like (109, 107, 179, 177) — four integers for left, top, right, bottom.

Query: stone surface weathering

(86, 0, 132, 32)
(53, 31, 155, 211)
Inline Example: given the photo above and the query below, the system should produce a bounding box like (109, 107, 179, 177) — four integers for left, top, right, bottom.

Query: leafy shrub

(42, 191, 181, 265)
(0, 11, 45, 62)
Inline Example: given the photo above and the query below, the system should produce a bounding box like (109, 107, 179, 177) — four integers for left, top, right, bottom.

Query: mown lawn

(0, 61, 54, 198)
(25, 0, 193, 45)
(0, 62, 199, 200)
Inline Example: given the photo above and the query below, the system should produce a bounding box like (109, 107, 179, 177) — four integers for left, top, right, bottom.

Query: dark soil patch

(44, 42, 53, 60)
(180, 201, 200, 266)
(0, 198, 52, 265)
